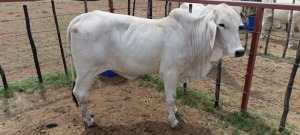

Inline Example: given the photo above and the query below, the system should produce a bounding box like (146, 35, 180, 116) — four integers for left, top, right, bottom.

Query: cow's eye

(218, 24, 225, 28)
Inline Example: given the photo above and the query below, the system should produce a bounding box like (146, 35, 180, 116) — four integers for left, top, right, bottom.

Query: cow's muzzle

(235, 49, 245, 57)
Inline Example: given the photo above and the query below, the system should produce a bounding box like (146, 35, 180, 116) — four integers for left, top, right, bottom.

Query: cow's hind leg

(73, 69, 98, 127)
(260, 17, 268, 39)
(163, 72, 182, 130)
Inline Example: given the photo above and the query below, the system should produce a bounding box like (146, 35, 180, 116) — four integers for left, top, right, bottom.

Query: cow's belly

(111, 51, 161, 76)
(112, 60, 160, 77)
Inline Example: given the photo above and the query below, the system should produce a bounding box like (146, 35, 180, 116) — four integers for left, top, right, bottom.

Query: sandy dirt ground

(0, 77, 217, 135)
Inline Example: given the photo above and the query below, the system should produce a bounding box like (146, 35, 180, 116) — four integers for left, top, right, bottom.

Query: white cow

(288, 10, 300, 47)
(260, 0, 300, 40)
(68, 3, 245, 129)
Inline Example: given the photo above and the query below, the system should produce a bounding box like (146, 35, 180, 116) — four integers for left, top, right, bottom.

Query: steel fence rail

(202, 77, 300, 115)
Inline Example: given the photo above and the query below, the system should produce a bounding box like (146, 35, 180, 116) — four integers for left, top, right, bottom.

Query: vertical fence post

(165, 1, 168, 17)
(241, 7, 264, 112)
(147, 0, 152, 19)
(264, 8, 274, 55)
(214, 61, 222, 108)
(282, 0, 296, 58)
(108, 0, 114, 13)
(51, 0, 68, 76)
(23, 5, 43, 84)
(188, 3, 192, 13)
(84, 0, 88, 13)
(132, 0, 136, 16)
(0, 64, 8, 90)
(244, 7, 250, 51)
(128, 0, 131, 15)
(279, 43, 300, 132)
(168, 2, 172, 17)
(182, 3, 193, 95)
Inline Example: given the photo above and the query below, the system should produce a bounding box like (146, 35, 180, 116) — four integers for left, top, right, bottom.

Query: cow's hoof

(172, 124, 183, 130)
(85, 122, 98, 128)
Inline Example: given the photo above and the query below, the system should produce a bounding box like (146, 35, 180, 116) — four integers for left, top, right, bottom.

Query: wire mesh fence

(0, 0, 299, 134)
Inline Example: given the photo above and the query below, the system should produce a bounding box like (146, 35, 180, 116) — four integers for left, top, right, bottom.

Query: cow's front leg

(163, 72, 182, 130)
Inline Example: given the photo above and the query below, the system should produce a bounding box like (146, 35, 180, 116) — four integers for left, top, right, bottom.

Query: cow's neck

(185, 14, 215, 82)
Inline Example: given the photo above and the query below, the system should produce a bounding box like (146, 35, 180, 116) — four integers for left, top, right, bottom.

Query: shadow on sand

(81, 120, 212, 135)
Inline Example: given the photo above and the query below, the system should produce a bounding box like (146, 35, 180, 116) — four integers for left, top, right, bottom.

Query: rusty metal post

(147, 0, 152, 19)
(282, 0, 296, 58)
(165, 1, 168, 17)
(182, 3, 193, 95)
(132, 0, 136, 16)
(128, 0, 131, 15)
(279, 43, 300, 132)
(214, 60, 222, 108)
(23, 5, 43, 84)
(241, 7, 264, 112)
(0, 64, 8, 90)
(244, 7, 250, 51)
(108, 0, 114, 13)
(168, 2, 172, 15)
(84, 0, 88, 13)
(51, 0, 68, 76)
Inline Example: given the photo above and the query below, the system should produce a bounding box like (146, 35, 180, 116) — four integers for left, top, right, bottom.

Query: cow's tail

(67, 15, 81, 107)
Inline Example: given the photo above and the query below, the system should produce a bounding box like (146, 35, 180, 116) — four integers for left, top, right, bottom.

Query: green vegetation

(262, 53, 296, 64)
(138, 74, 216, 111)
(0, 70, 71, 98)
(138, 74, 164, 91)
(0, 69, 71, 112)
(137, 74, 293, 134)
(263, 112, 281, 120)
(176, 86, 215, 112)
(1, 102, 9, 112)
(218, 112, 272, 134)
(0, 72, 295, 134)
(217, 112, 290, 135)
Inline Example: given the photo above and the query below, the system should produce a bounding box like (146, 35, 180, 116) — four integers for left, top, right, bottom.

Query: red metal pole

(108, 0, 114, 13)
(241, 7, 264, 112)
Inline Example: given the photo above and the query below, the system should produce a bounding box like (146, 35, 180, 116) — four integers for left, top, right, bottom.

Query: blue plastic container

(100, 70, 118, 77)
(243, 15, 256, 32)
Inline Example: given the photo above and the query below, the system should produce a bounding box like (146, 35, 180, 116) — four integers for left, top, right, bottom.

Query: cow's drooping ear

(207, 16, 217, 50)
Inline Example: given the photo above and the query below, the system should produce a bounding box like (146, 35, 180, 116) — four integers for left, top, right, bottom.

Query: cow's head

(207, 3, 245, 62)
